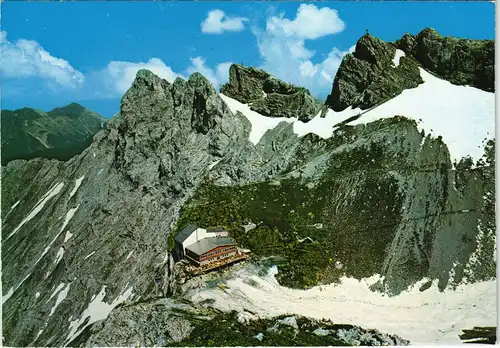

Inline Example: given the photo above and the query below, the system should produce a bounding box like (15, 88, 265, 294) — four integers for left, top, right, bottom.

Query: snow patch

(313, 328, 330, 336)
(208, 159, 221, 170)
(276, 316, 298, 329)
(84, 251, 96, 260)
(5, 183, 65, 241)
(54, 247, 65, 264)
(65, 285, 134, 345)
(220, 94, 296, 145)
(221, 92, 364, 142)
(392, 49, 406, 67)
(35, 292, 40, 299)
(5, 200, 21, 217)
(49, 283, 71, 317)
(69, 175, 85, 199)
(188, 264, 496, 344)
(48, 283, 66, 302)
(60, 205, 80, 233)
(34, 329, 44, 341)
(2, 287, 14, 304)
(125, 250, 134, 261)
(254, 332, 264, 341)
(64, 230, 73, 243)
(3, 226, 67, 304)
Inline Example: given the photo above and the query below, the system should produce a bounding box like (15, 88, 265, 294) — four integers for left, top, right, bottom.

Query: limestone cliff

(220, 64, 321, 122)
(1, 28, 495, 347)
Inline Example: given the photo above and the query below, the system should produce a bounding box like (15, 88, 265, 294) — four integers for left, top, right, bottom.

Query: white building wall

(182, 228, 207, 250)
(206, 231, 229, 238)
(181, 228, 230, 260)
(195, 228, 206, 241)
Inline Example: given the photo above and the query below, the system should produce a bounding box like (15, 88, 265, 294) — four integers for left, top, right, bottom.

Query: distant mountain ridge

(1, 103, 106, 165)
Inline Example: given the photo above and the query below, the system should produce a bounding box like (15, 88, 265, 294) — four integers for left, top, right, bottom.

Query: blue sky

(1, 1, 495, 118)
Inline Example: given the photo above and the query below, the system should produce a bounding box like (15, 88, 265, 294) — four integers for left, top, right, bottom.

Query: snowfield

(219, 94, 296, 145)
(188, 264, 497, 345)
(348, 68, 495, 164)
(220, 67, 494, 165)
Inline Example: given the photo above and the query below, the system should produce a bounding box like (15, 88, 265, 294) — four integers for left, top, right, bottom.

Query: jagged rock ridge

(1, 29, 495, 347)
(220, 64, 321, 122)
(326, 27, 494, 112)
(326, 34, 423, 112)
(84, 303, 410, 346)
(1, 69, 255, 346)
(396, 28, 494, 92)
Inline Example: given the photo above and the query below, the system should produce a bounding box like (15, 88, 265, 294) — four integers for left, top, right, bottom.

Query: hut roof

(175, 224, 198, 243)
(185, 237, 235, 256)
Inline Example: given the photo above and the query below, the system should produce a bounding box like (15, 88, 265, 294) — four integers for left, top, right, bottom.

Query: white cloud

(201, 9, 249, 34)
(215, 62, 232, 85)
(0, 30, 84, 88)
(1, 4, 351, 103)
(86, 57, 231, 98)
(103, 58, 184, 95)
(254, 4, 352, 97)
(186, 57, 232, 88)
(266, 4, 345, 40)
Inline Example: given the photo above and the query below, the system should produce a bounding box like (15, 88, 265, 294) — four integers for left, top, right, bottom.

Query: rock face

(176, 118, 496, 294)
(1, 103, 106, 165)
(1, 70, 253, 347)
(169, 311, 409, 347)
(220, 64, 320, 122)
(396, 28, 495, 92)
(83, 298, 198, 346)
(84, 305, 410, 347)
(326, 34, 423, 112)
(1, 30, 495, 347)
(326, 27, 495, 112)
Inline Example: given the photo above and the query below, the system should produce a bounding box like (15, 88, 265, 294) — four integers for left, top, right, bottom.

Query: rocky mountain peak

(47, 103, 103, 122)
(353, 34, 395, 66)
(220, 64, 270, 101)
(220, 64, 320, 122)
(395, 27, 494, 92)
(396, 27, 442, 57)
(325, 33, 422, 112)
(48, 102, 84, 114)
(1, 66, 255, 346)
(1, 103, 106, 165)
(1, 26, 495, 348)
(111, 68, 250, 189)
(326, 27, 494, 113)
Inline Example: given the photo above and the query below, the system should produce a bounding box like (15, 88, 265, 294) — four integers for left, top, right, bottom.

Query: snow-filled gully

(188, 265, 496, 345)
